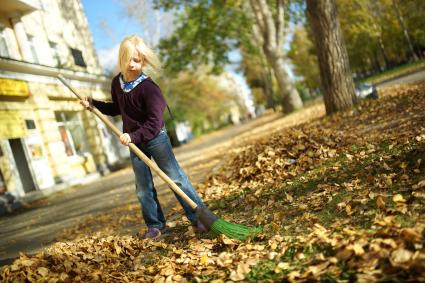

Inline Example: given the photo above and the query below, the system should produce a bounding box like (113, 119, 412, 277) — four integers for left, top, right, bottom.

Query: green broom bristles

(196, 207, 261, 241)
(210, 218, 262, 241)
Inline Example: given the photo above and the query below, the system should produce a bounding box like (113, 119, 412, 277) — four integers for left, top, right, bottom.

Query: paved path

(376, 68, 425, 88)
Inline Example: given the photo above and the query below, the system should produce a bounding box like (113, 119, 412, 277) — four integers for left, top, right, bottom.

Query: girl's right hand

(80, 96, 93, 110)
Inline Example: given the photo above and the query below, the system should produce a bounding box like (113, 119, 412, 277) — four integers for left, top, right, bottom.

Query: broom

(57, 74, 261, 241)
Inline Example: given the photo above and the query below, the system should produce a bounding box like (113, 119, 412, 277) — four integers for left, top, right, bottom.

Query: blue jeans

(130, 128, 205, 229)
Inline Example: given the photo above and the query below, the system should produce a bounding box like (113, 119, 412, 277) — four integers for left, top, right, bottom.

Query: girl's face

(125, 50, 143, 78)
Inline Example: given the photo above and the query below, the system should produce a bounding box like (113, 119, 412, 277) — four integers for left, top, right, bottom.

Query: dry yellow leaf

(307, 261, 330, 276)
(274, 262, 290, 273)
(229, 263, 250, 281)
(37, 267, 49, 277)
(200, 255, 208, 265)
(390, 248, 413, 266)
(393, 194, 406, 203)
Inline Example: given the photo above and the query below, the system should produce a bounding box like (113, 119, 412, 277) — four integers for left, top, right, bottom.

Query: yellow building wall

(0, 140, 21, 194)
(0, 78, 112, 193)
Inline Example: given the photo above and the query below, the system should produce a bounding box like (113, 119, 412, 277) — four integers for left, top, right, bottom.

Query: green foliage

(156, 0, 252, 74)
(335, 0, 425, 75)
(288, 26, 320, 92)
(239, 47, 279, 108)
(288, 0, 425, 83)
(158, 69, 243, 136)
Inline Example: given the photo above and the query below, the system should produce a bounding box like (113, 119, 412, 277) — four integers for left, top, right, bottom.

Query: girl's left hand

(120, 133, 132, 145)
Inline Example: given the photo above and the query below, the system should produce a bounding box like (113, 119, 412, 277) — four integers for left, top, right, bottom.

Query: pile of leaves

(1, 82, 425, 282)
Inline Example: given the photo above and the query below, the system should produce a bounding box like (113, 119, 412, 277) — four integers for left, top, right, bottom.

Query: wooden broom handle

(57, 74, 198, 209)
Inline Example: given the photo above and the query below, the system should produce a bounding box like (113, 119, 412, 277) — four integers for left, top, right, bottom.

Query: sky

(81, 0, 255, 112)
(81, 0, 142, 71)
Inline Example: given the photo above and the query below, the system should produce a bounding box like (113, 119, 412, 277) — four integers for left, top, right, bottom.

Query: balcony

(0, 0, 39, 17)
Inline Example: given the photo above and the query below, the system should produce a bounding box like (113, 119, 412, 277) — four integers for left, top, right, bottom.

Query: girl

(80, 35, 206, 239)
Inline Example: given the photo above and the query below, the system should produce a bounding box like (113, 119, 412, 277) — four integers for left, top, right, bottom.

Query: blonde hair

(118, 35, 162, 76)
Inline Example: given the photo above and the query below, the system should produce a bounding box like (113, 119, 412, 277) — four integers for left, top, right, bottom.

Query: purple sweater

(92, 75, 166, 144)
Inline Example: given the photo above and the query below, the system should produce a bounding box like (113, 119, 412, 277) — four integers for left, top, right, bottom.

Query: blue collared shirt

(119, 73, 149, 92)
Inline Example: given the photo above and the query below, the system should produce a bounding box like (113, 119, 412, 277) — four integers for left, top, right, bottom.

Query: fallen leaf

(376, 195, 386, 210)
(274, 262, 290, 273)
(393, 194, 406, 203)
(390, 248, 413, 267)
(37, 267, 49, 277)
(412, 179, 425, 190)
(400, 228, 422, 243)
(229, 263, 250, 281)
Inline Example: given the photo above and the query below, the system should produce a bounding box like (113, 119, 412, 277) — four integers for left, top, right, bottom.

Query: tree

(154, 0, 303, 113)
(336, 0, 391, 75)
(287, 26, 320, 92)
(306, 0, 357, 115)
(240, 49, 276, 109)
(392, 0, 418, 61)
(402, 0, 425, 56)
(158, 69, 242, 136)
(336, 0, 425, 74)
(247, 0, 303, 112)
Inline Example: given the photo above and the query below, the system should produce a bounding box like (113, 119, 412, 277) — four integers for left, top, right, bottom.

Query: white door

(22, 130, 55, 189)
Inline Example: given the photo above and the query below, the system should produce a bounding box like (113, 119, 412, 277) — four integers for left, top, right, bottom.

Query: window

(55, 112, 87, 156)
(70, 48, 86, 67)
(49, 41, 61, 67)
(25, 119, 36, 130)
(0, 27, 9, 58)
(27, 34, 39, 63)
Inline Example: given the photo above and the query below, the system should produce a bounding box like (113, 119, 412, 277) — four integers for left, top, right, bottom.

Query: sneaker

(141, 228, 161, 239)
(192, 221, 208, 233)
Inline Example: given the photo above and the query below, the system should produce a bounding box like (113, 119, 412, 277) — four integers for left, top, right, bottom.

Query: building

(0, 0, 127, 198)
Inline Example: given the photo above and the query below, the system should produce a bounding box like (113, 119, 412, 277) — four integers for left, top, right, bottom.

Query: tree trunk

(260, 65, 275, 110)
(248, 0, 303, 113)
(306, 0, 357, 115)
(369, 1, 389, 68)
(392, 0, 418, 61)
(373, 52, 382, 73)
(377, 35, 389, 69)
(265, 51, 303, 112)
(257, 51, 276, 110)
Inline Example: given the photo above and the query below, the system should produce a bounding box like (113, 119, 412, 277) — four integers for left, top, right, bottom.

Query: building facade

(0, 0, 128, 198)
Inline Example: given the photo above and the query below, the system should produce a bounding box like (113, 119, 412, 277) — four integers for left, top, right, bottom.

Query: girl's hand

(120, 133, 132, 145)
(80, 96, 93, 110)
